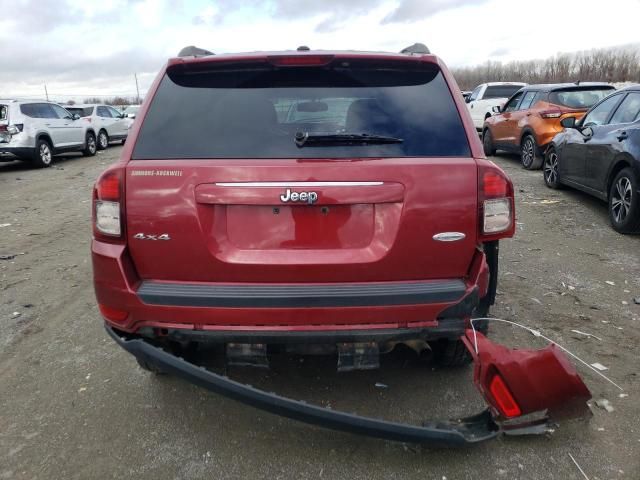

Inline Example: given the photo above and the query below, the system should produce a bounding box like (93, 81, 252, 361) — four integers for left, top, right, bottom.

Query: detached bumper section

(106, 326, 592, 446)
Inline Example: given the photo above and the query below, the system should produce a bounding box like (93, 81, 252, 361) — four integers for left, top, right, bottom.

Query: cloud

(2, 0, 80, 33)
(382, 0, 489, 23)
(489, 47, 510, 57)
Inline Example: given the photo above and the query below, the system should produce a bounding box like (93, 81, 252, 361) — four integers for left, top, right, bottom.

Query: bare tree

(453, 44, 640, 90)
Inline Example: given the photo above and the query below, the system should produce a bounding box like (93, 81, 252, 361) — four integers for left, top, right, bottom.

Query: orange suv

(482, 83, 614, 169)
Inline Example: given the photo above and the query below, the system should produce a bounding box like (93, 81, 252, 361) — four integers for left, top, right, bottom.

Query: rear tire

(97, 130, 109, 150)
(483, 129, 496, 157)
(543, 147, 562, 189)
(83, 132, 97, 157)
(521, 134, 543, 170)
(433, 339, 471, 367)
(31, 138, 53, 168)
(609, 168, 640, 233)
(136, 358, 167, 375)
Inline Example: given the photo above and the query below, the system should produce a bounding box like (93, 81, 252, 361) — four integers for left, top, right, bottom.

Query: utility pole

(44, 85, 49, 101)
(134, 73, 140, 104)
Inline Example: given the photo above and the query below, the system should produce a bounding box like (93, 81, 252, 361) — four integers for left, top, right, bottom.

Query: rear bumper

(106, 325, 499, 446)
(106, 325, 592, 446)
(93, 240, 489, 334)
(0, 146, 32, 157)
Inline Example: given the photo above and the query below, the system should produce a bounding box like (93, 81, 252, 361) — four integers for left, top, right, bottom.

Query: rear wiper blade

(295, 132, 403, 148)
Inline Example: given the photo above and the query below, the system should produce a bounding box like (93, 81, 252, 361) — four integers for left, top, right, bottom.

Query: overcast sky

(1, 0, 639, 102)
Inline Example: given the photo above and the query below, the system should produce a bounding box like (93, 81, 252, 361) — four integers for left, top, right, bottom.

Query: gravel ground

(0, 147, 638, 479)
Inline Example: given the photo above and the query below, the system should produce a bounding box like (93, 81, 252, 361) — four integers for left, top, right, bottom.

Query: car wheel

(97, 130, 109, 150)
(136, 357, 167, 375)
(608, 168, 640, 234)
(482, 129, 496, 157)
(520, 134, 542, 170)
(83, 132, 97, 157)
(543, 147, 562, 189)
(31, 138, 53, 168)
(432, 339, 471, 367)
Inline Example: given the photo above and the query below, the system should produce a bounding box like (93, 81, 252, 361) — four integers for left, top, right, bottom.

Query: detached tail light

(93, 168, 124, 239)
(478, 164, 515, 240)
(540, 110, 562, 119)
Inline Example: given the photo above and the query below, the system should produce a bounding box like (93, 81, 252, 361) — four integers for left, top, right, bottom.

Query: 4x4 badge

(280, 188, 318, 204)
(133, 233, 171, 241)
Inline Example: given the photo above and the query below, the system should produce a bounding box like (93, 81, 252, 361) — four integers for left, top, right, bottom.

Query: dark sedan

(543, 85, 640, 233)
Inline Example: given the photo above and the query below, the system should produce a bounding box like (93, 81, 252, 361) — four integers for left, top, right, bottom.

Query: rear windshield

(0, 105, 6, 121)
(549, 87, 614, 109)
(484, 85, 523, 99)
(132, 59, 470, 159)
(67, 107, 94, 117)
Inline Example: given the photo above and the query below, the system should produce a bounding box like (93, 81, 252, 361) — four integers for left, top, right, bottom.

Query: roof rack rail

(177, 46, 215, 57)
(400, 43, 431, 55)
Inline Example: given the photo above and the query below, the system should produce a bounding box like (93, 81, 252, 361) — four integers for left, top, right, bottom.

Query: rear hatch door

(125, 56, 478, 285)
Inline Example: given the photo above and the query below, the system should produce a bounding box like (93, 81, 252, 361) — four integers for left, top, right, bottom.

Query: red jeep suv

(92, 45, 530, 444)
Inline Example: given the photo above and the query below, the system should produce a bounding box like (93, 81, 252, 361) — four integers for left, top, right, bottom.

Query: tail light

(7, 124, 23, 134)
(478, 163, 515, 240)
(1, 124, 24, 134)
(489, 373, 522, 418)
(540, 110, 562, 119)
(93, 168, 124, 240)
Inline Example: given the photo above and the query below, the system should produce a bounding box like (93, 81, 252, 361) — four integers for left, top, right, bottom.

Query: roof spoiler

(177, 45, 215, 57)
(400, 43, 431, 55)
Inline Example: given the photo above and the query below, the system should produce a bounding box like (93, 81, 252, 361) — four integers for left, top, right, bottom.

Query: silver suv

(66, 104, 131, 150)
(0, 100, 97, 168)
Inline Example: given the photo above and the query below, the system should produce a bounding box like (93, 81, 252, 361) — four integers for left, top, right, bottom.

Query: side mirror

(465, 97, 472, 104)
(581, 126, 594, 138)
(72, 114, 80, 120)
(560, 117, 576, 129)
(492, 106, 501, 114)
(128, 113, 136, 119)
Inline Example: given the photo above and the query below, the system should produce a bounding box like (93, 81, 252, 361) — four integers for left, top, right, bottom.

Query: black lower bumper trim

(137, 279, 467, 308)
(106, 325, 498, 446)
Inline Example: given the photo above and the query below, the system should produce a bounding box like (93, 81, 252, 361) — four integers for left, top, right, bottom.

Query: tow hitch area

(106, 326, 592, 446)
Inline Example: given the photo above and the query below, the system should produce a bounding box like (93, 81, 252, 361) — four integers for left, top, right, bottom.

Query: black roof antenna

(177, 46, 215, 57)
(400, 43, 431, 55)
(297, 46, 310, 51)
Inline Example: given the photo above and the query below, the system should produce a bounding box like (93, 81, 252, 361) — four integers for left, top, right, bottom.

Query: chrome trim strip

(432, 232, 466, 242)
(215, 181, 384, 187)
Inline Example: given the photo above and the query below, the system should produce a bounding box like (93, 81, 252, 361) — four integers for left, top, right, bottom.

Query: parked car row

(482, 82, 615, 169)
(0, 100, 132, 168)
(470, 80, 640, 233)
(543, 85, 640, 233)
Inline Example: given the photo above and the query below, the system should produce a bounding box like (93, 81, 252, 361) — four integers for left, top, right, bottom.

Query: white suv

(465, 82, 527, 130)
(67, 104, 131, 149)
(0, 100, 97, 167)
